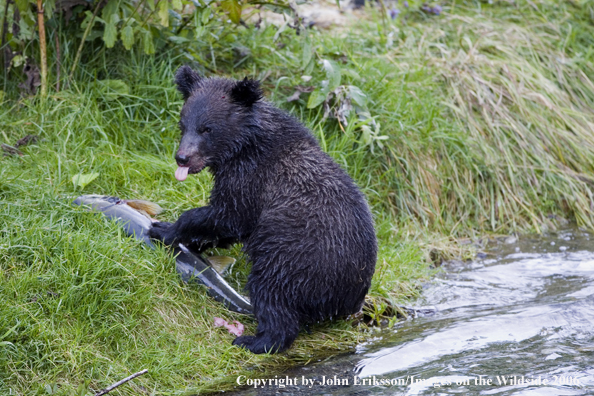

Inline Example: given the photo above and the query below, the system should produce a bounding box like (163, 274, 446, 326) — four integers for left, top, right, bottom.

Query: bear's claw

(232, 335, 282, 354)
(232, 332, 295, 354)
(148, 221, 176, 245)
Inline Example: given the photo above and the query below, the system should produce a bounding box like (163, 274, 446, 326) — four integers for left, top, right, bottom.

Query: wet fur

(149, 66, 377, 354)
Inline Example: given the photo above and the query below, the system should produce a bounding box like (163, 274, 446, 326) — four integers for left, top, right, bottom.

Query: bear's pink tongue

(175, 166, 189, 181)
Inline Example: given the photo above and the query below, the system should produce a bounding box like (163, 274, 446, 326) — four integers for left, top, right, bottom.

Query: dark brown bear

(149, 66, 377, 354)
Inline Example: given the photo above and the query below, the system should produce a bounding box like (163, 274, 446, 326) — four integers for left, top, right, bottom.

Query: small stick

(94, 369, 148, 396)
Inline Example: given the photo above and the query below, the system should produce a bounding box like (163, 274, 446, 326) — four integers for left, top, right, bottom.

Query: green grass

(2, 0, 594, 394)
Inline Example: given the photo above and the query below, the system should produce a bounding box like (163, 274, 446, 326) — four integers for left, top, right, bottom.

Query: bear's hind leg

(232, 311, 299, 354)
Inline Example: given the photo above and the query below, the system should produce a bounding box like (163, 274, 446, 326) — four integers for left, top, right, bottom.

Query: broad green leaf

(201, 8, 211, 24)
(301, 38, 312, 70)
(221, 0, 242, 24)
(307, 90, 327, 109)
(168, 36, 189, 43)
(102, 80, 129, 95)
(81, 11, 101, 30)
(361, 125, 372, 145)
(19, 8, 36, 27)
(171, 0, 182, 10)
(147, 0, 155, 11)
(194, 11, 205, 37)
(304, 57, 314, 75)
(195, 25, 205, 38)
(158, 0, 169, 27)
(72, 173, 100, 189)
(11, 55, 25, 67)
(103, 15, 119, 48)
(101, 0, 119, 19)
(121, 25, 134, 50)
(322, 59, 341, 91)
(348, 85, 368, 106)
(143, 29, 155, 54)
(99, 80, 129, 101)
(44, 0, 56, 19)
(14, 0, 29, 13)
(343, 68, 361, 80)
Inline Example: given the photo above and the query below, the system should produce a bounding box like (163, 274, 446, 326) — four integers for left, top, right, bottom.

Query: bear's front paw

(148, 222, 177, 246)
(232, 335, 286, 354)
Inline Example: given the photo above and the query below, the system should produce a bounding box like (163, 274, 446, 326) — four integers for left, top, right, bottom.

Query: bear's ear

(230, 77, 263, 107)
(175, 66, 202, 100)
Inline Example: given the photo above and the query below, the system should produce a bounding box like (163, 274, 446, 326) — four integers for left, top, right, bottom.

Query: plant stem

(139, 0, 162, 30)
(68, 0, 102, 83)
(123, 0, 147, 29)
(1, 0, 10, 70)
(36, 0, 47, 96)
(55, 34, 60, 92)
(376, 0, 387, 29)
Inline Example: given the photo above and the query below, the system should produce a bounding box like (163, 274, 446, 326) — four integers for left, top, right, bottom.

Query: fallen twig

(94, 369, 148, 396)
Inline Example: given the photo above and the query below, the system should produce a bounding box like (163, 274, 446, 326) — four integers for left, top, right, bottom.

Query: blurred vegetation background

(2, 0, 594, 394)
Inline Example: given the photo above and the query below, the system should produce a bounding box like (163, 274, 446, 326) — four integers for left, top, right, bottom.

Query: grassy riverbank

(1, 0, 594, 394)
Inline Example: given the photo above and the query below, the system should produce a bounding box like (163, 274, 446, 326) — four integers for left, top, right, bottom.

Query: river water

(231, 231, 594, 395)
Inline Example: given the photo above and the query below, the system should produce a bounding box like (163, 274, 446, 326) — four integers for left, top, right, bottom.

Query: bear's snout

(175, 153, 190, 166)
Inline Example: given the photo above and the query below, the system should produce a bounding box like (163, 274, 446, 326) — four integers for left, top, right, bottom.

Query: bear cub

(149, 66, 377, 354)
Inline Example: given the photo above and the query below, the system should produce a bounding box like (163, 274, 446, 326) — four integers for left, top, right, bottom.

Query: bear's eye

(200, 127, 211, 134)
